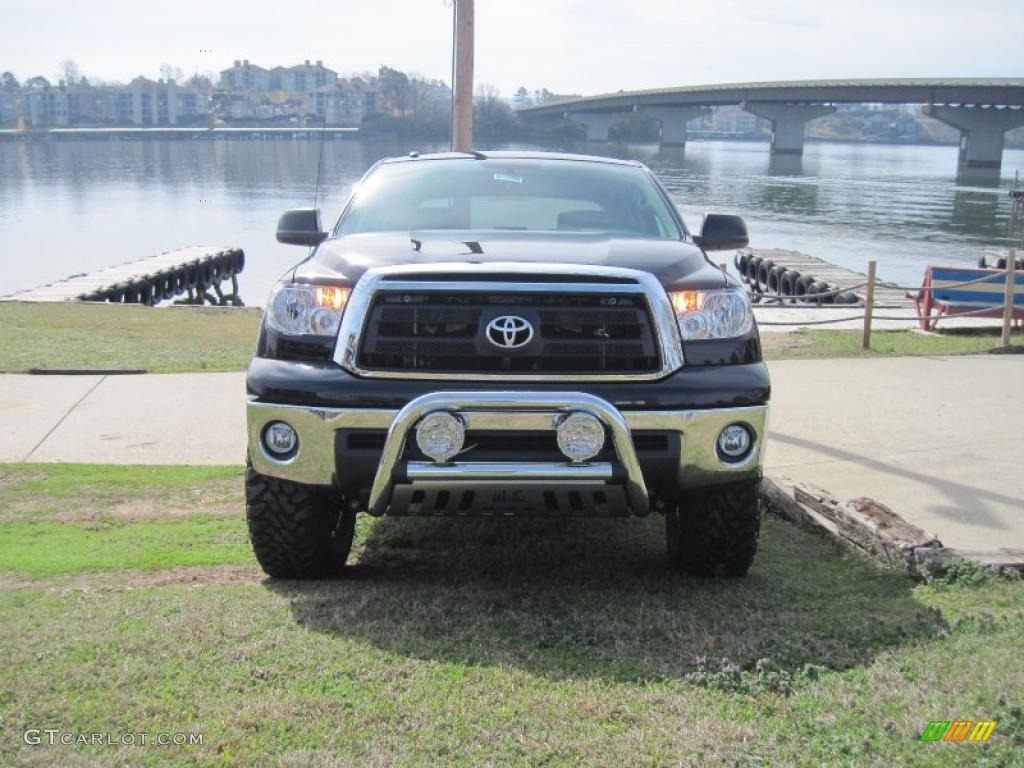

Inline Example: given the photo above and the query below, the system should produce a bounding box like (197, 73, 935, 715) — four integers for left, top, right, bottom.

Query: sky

(1, 0, 1021, 96)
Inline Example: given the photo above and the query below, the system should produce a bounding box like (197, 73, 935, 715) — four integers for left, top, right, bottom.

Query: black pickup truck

(246, 151, 770, 578)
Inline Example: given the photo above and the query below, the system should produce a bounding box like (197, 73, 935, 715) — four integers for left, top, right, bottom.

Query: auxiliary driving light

(556, 412, 605, 463)
(717, 424, 753, 461)
(263, 421, 298, 457)
(415, 411, 466, 463)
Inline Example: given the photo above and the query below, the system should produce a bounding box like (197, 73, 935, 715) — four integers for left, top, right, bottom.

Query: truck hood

(292, 231, 731, 291)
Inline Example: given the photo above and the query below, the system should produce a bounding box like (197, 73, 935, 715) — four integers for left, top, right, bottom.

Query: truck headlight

(267, 283, 350, 337)
(669, 287, 753, 341)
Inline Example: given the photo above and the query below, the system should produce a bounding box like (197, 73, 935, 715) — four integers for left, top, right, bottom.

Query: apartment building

(272, 60, 338, 92)
(219, 60, 272, 92)
(0, 93, 17, 125)
(16, 78, 210, 127)
(306, 80, 380, 125)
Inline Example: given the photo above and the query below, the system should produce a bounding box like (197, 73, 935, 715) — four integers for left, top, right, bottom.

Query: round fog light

(264, 421, 297, 457)
(556, 412, 605, 463)
(415, 411, 465, 463)
(717, 424, 752, 461)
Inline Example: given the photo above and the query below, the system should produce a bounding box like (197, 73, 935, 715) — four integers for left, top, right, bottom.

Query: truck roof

(380, 150, 644, 167)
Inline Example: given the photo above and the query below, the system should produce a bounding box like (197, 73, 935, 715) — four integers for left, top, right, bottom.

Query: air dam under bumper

(248, 391, 768, 516)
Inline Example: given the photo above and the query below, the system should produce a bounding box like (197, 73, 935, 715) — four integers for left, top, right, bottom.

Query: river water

(1, 138, 1021, 305)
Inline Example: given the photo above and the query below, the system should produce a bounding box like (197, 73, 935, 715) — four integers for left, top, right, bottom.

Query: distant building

(271, 60, 338, 92)
(0, 92, 19, 125)
(222, 91, 302, 122)
(102, 78, 209, 126)
(102, 88, 135, 124)
(219, 60, 271, 92)
(19, 83, 106, 127)
(21, 87, 69, 126)
(709, 105, 759, 134)
(306, 80, 381, 124)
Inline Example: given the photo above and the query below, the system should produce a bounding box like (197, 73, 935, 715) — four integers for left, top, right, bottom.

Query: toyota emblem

(485, 315, 534, 350)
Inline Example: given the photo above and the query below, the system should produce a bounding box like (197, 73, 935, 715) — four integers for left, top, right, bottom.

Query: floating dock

(1, 246, 245, 305)
(735, 248, 915, 308)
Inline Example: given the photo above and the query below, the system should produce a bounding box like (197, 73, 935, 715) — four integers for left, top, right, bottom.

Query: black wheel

(245, 460, 356, 578)
(665, 478, 761, 577)
(746, 256, 763, 286)
(794, 274, 815, 303)
(810, 281, 834, 305)
(756, 260, 775, 293)
(736, 252, 750, 282)
(779, 269, 800, 302)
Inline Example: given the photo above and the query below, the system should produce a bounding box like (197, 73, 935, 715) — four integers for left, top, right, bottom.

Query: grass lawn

(0, 303, 260, 373)
(0, 302, 1019, 374)
(761, 327, 1022, 360)
(0, 464, 1021, 766)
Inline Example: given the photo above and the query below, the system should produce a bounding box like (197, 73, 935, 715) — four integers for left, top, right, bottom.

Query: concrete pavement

(0, 372, 245, 465)
(1, 356, 1021, 550)
(765, 356, 1023, 550)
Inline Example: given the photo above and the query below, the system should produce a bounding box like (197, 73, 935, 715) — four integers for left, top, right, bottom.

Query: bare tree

(187, 72, 215, 91)
(475, 83, 500, 104)
(159, 63, 184, 82)
(58, 59, 80, 86)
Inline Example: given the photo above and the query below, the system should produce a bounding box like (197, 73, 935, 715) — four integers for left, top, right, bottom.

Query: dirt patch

(0, 476, 244, 522)
(0, 564, 264, 593)
(47, 498, 242, 522)
(760, 332, 815, 354)
(0, 470, 46, 491)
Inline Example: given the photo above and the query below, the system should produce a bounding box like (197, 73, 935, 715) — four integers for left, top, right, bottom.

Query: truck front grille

(356, 290, 660, 374)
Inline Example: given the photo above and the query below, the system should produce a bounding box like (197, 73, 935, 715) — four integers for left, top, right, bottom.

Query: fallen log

(762, 476, 942, 575)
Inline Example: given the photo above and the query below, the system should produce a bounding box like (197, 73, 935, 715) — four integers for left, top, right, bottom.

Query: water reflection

(767, 154, 804, 176)
(0, 138, 1021, 299)
(955, 166, 1002, 188)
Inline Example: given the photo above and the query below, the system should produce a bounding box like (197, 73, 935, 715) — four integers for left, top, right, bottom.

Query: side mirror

(694, 214, 748, 251)
(276, 208, 327, 247)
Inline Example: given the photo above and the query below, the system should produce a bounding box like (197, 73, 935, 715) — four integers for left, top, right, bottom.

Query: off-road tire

(665, 478, 761, 577)
(245, 461, 356, 578)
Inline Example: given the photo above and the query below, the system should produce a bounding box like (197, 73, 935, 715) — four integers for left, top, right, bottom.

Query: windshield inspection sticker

(493, 173, 523, 184)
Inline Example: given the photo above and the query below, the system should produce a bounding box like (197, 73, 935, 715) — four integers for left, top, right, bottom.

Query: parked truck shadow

(268, 514, 945, 686)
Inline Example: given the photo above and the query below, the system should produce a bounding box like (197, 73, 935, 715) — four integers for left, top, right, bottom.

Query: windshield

(336, 158, 683, 239)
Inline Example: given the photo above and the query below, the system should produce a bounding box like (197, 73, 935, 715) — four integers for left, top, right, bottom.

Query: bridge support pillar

(742, 102, 835, 155)
(642, 107, 711, 147)
(568, 111, 622, 142)
(922, 105, 1024, 170)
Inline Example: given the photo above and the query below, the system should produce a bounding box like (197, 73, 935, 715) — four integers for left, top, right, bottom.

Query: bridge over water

(516, 78, 1024, 170)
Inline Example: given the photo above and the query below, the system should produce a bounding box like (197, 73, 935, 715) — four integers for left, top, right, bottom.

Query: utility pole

(451, 0, 474, 152)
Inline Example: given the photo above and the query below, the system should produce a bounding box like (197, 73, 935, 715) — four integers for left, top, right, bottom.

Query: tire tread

(245, 462, 355, 578)
(666, 478, 761, 577)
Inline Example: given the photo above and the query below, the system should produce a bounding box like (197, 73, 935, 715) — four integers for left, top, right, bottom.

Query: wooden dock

(1, 246, 245, 305)
(735, 248, 915, 308)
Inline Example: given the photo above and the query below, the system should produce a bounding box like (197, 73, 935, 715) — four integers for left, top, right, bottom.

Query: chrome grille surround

(332, 262, 685, 381)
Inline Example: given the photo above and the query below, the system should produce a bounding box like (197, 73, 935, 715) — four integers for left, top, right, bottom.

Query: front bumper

(247, 391, 768, 516)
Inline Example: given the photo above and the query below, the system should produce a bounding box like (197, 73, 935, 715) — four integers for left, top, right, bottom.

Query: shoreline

(2, 127, 1018, 151)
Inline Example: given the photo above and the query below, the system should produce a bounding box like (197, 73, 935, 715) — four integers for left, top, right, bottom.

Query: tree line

(1, 59, 580, 140)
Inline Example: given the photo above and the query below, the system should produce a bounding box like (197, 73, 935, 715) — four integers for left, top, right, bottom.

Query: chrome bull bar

(366, 391, 649, 515)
